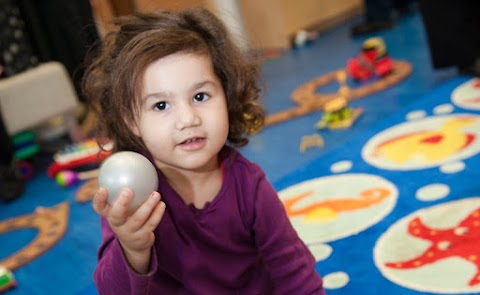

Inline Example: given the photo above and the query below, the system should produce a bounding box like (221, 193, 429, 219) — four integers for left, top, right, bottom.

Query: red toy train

(347, 37, 394, 81)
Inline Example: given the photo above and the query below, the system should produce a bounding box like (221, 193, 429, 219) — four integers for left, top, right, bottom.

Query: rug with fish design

(276, 77, 480, 294)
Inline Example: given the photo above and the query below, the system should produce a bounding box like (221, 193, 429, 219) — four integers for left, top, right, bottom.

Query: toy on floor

(316, 71, 363, 130)
(292, 30, 318, 48)
(0, 202, 69, 271)
(56, 169, 99, 187)
(264, 60, 412, 127)
(47, 138, 111, 178)
(12, 131, 39, 161)
(299, 134, 324, 153)
(12, 130, 39, 180)
(316, 96, 363, 130)
(0, 266, 16, 293)
(336, 70, 351, 99)
(98, 151, 158, 211)
(347, 37, 394, 81)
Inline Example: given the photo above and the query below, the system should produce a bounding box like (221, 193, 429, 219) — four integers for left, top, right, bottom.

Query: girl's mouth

(181, 137, 203, 144)
(179, 137, 206, 150)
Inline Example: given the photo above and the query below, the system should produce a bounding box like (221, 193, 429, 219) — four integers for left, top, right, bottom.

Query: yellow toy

(315, 70, 363, 130)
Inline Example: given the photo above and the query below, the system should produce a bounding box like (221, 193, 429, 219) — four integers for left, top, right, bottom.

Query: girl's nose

(175, 104, 201, 130)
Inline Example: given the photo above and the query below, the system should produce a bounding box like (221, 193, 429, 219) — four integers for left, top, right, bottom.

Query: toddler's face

(132, 52, 229, 173)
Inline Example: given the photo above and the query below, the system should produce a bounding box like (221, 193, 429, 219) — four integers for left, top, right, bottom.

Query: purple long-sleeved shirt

(94, 146, 325, 294)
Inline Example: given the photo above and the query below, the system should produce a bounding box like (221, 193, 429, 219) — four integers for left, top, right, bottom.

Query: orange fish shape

(283, 187, 390, 223)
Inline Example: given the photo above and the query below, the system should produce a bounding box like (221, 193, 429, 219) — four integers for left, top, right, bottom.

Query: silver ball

(98, 151, 158, 211)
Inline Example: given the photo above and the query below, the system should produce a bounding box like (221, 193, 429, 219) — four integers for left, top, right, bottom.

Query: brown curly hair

(82, 8, 264, 153)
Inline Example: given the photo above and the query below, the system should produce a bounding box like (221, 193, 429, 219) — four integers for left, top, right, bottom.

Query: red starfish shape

(385, 207, 480, 286)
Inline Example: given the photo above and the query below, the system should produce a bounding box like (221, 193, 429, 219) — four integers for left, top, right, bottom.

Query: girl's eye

(193, 92, 210, 103)
(153, 101, 169, 111)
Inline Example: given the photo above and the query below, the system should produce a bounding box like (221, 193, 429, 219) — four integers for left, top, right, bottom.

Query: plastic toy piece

(299, 134, 324, 152)
(47, 138, 111, 177)
(347, 37, 394, 81)
(12, 130, 39, 160)
(11, 131, 39, 180)
(316, 71, 363, 130)
(56, 169, 99, 187)
(0, 266, 16, 293)
(315, 97, 363, 130)
(292, 30, 318, 48)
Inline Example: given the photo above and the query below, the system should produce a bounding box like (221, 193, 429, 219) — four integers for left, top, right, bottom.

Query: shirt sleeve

(251, 171, 326, 295)
(94, 217, 159, 295)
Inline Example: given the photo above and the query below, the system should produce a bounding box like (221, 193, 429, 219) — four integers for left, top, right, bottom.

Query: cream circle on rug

(415, 183, 450, 202)
(322, 271, 350, 289)
(451, 78, 480, 110)
(278, 173, 397, 244)
(308, 243, 333, 262)
(330, 160, 353, 173)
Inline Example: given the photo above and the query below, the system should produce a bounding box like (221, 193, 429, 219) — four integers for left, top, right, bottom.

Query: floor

(0, 9, 464, 295)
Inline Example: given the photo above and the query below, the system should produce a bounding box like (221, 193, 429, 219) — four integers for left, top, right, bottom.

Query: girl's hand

(92, 187, 166, 273)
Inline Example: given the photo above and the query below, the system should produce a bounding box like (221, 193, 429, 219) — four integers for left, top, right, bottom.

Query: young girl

(83, 7, 325, 295)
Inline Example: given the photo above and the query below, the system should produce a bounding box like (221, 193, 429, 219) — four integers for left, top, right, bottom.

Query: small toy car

(347, 37, 394, 81)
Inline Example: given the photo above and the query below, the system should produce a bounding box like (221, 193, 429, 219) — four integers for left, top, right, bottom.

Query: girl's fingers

(109, 188, 133, 227)
(126, 191, 162, 231)
(92, 187, 110, 216)
(145, 200, 166, 232)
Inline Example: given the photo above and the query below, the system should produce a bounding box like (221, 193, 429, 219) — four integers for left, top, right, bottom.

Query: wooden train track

(265, 60, 412, 126)
(0, 202, 69, 270)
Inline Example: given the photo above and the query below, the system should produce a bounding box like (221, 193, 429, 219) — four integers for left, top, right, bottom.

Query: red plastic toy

(47, 138, 111, 178)
(347, 37, 394, 81)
